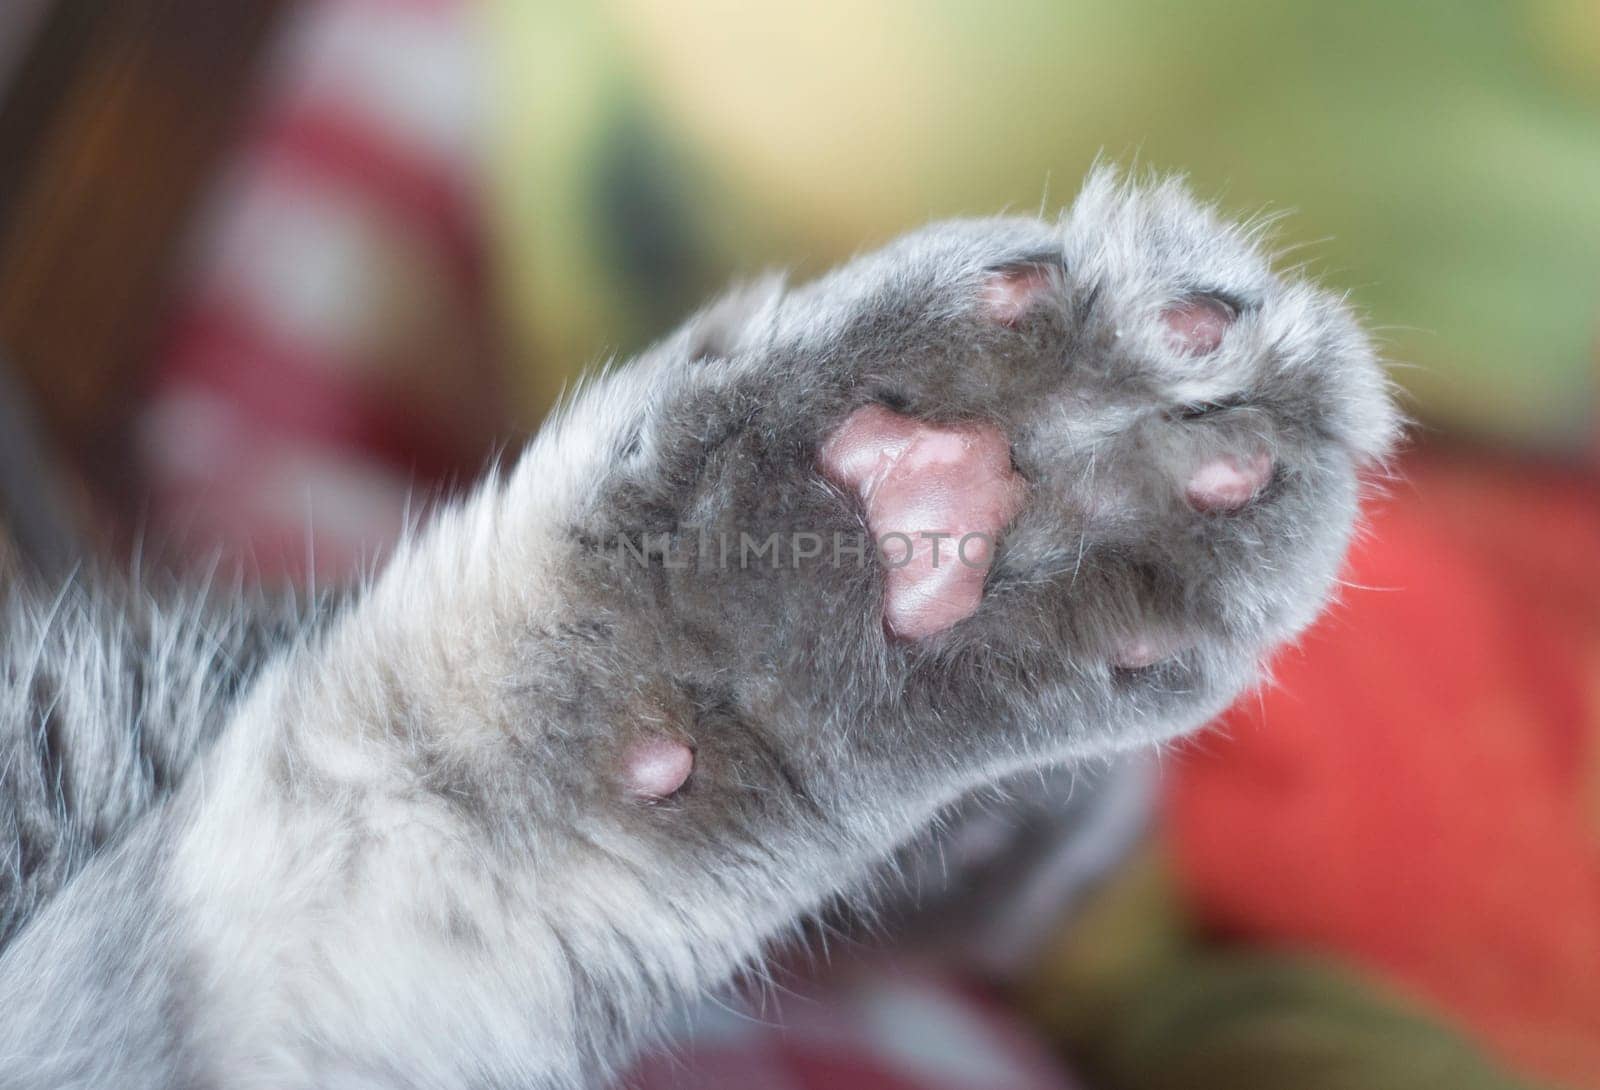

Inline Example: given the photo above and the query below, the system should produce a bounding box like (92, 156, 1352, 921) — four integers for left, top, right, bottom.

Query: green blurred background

(486, 0, 1600, 451)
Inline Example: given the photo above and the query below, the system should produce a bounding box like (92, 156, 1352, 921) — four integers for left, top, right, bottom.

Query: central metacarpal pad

(820, 404, 1026, 639)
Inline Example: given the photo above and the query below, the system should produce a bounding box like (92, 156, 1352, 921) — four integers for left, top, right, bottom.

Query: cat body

(0, 171, 1396, 1088)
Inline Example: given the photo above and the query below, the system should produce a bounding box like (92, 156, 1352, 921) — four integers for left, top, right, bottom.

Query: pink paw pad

(622, 737, 694, 800)
(821, 404, 1025, 640)
(1161, 296, 1236, 356)
(1112, 631, 1192, 670)
(1186, 450, 1273, 512)
(980, 263, 1060, 325)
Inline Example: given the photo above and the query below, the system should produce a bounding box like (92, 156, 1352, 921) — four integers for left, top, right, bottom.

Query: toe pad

(1186, 450, 1273, 512)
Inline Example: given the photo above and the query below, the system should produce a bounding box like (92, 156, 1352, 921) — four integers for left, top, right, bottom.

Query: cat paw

(549, 170, 1398, 816)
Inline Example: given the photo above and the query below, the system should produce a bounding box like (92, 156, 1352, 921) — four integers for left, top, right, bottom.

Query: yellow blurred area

(486, 0, 1600, 450)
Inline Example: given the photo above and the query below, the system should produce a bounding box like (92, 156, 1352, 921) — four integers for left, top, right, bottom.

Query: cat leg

(0, 169, 1396, 1089)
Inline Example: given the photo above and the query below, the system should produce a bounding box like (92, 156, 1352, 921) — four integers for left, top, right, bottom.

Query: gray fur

(0, 575, 298, 948)
(0, 170, 1397, 1088)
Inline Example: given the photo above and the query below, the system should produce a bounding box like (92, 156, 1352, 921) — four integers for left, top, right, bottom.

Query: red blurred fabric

(1166, 451, 1600, 1087)
(139, 0, 501, 586)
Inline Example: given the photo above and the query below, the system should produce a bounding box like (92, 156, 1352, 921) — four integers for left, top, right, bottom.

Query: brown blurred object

(0, 350, 79, 578)
(0, 0, 291, 525)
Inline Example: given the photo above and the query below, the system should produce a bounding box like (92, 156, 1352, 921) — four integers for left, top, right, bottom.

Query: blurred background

(0, 2, 1595, 1088)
